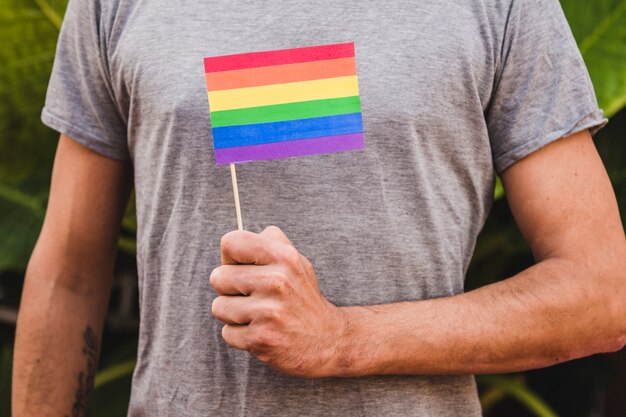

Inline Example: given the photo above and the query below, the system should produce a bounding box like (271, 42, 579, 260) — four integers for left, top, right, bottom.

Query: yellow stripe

(207, 76, 360, 111)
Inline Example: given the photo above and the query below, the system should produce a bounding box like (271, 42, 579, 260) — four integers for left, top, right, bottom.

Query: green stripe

(210, 96, 361, 127)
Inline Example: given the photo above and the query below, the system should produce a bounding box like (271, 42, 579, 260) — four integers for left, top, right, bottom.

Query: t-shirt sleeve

(41, 0, 129, 160)
(486, 0, 607, 175)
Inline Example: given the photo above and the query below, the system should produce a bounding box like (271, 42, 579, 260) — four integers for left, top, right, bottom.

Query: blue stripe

(212, 113, 363, 149)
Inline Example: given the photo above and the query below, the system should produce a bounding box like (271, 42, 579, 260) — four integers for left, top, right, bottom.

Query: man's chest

(105, 0, 497, 207)
(108, 1, 494, 133)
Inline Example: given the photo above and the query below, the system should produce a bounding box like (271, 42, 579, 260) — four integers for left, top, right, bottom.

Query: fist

(210, 226, 347, 378)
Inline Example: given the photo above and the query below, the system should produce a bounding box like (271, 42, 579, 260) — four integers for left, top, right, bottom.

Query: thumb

(260, 226, 320, 292)
(259, 225, 294, 247)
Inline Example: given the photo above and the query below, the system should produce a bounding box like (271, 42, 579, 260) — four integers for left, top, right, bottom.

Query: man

(13, 0, 626, 416)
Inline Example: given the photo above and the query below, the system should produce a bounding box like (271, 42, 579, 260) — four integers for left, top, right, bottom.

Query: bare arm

(13, 135, 132, 416)
(335, 129, 626, 375)
(210, 129, 626, 377)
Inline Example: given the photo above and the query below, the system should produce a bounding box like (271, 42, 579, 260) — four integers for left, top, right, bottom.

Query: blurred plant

(0, 2, 136, 414)
(0, 0, 625, 416)
(561, 0, 626, 117)
(0, 0, 62, 270)
(0, 0, 136, 271)
(0, 343, 137, 417)
(477, 375, 559, 417)
(467, 1, 626, 415)
(492, 0, 626, 200)
(0, 345, 10, 417)
(477, 0, 626, 259)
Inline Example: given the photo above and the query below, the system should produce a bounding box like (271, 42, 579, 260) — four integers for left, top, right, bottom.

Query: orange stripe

(205, 57, 357, 91)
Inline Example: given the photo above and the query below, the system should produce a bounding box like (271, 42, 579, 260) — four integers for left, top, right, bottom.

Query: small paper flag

(204, 42, 364, 164)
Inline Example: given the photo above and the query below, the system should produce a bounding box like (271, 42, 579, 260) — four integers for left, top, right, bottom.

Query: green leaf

(561, 0, 626, 117)
(90, 357, 135, 417)
(0, 0, 136, 267)
(493, 176, 505, 200)
(0, 0, 62, 189)
(595, 107, 626, 226)
(0, 184, 45, 271)
(0, 184, 45, 217)
(477, 374, 560, 417)
(33, 0, 63, 30)
(94, 360, 136, 389)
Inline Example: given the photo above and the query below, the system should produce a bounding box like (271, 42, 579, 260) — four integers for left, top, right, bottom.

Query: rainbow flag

(204, 42, 364, 164)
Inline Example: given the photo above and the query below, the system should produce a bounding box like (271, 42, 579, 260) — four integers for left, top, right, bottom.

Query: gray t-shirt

(42, 0, 606, 415)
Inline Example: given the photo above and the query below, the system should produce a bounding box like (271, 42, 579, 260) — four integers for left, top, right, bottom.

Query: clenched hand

(210, 226, 348, 378)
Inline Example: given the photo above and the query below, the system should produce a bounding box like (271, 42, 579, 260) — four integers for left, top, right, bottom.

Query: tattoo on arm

(65, 326, 99, 417)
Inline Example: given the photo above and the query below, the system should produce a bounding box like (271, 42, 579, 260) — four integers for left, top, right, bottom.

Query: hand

(210, 226, 348, 378)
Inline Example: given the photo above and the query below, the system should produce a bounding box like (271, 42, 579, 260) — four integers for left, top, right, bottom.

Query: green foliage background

(0, 0, 625, 416)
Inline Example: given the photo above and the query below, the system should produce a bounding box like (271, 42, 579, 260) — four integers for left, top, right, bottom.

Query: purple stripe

(214, 133, 364, 164)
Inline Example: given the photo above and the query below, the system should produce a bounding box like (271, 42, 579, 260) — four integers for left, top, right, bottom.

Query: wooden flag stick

(230, 163, 243, 231)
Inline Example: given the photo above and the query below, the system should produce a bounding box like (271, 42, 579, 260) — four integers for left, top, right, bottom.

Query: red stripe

(204, 42, 354, 73)
(205, 57, 356, 91)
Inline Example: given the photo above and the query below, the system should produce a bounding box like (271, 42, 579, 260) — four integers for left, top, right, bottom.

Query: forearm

(336, 256, 626, 376)
(13, 248, 112, 416)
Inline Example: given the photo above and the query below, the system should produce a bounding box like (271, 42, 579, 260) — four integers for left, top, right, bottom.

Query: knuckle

(301, 256, 313, 271)
(265, 273, 291, 294)
(276, 244, 300, 266)
(251, 328, 274, 348)
(261, 303, 284, 323)
(263, 225, 281, 234)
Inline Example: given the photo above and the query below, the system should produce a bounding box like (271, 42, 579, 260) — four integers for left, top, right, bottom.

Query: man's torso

(106, 1, 502, 415)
